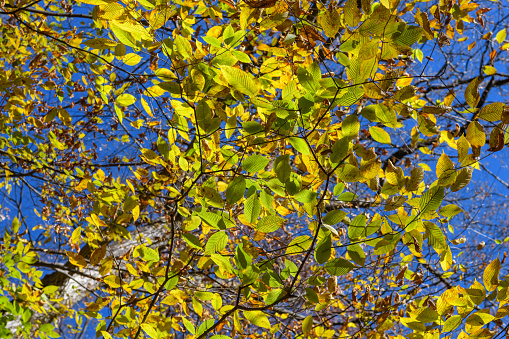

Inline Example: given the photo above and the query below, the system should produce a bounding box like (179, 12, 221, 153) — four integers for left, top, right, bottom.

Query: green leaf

(323, 210, 347, 225)
(289, 137, 311, 155)
(315, 234, 332, 264)
(342, 114, 360, 138)
(330, 137, 349, 163)
(244, 194, 261, 224)
(157, 137, 169, 160)
(110, 22, 137, 48)
(347, 244, 366, 266)
(196, 319, 215, 337)
(413, 308, 438, 322)
(325, 258, 355, 276)
(175, 35, 192, 59)
(226, 175, 246, 205)
(257, 215, 284, 233)
(242, 155, 270, 173)
(211, 254, 234, 274)
(419, 186, 444, 215)
(40, 323, 55, 333)
(221, 66, 260, 96)
(274, 154, 291, 183)
(204, 231, 228, 255)
(242, 121, 263, 135)
(182, 318, 196, 335)
(424, 222, 447, 252)
(138, 247, 159, 262)
(336, 52, 350, 66)
(116, 93, 136, 107)
(369, 126, 391, 144)
(182, 233, 202, 249)
(348, 214, 366, 240)
(443, 315, 462, 332)
(285, 235, 312, 255)
(294, 189, 317, 204)
(305, 287, 319, 303)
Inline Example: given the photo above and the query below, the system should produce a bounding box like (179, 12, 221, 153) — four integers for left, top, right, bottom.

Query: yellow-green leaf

(220, 66, 260, 96)
(318, 8, 341, 38)
(103, 275, 121, 288)
(116, 93, 137, 107)
(286, 235, 312, 255)
(342, 114, 360, 138)
(443, 315, 462, 332)
(302, 315, 313, 336)
(369, 126, 391, 144)
(83, 38, 117, 49)
(257, 215, 285, 233)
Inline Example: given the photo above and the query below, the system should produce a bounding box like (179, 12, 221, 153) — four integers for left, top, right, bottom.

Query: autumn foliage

(1, 0, 509, 338)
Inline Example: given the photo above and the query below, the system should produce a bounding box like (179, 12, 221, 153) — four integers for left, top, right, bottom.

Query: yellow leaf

(83, 38, 117, 50)
(318, 8, 341, 38)
(97, 3, 124, 20)
(496, 28, 507, 44)
(483, 65, 497, 75)
(466, 121, 485, 147)
(132, 204, 140, 222)
(465, 77, 480, 108)
(140, 97, 153, 117)
(483, 258, 501, 291)
(67, 251, 87, 268)
(103, 275, 121, 288)
(436, 152, 454, 178)
(71, 226, 81, 245)
(302, 315, 313, 336)
(123, 53, 142, 66)
(90, 245, 107, 265)
(396, 76, 413, 87)
(478, 102, 504, 121)
(111, 20, 152, 42)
